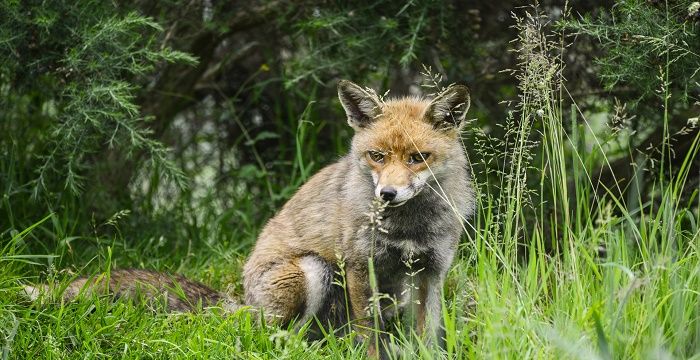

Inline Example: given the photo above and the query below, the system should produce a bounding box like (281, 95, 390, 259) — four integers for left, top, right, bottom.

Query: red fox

(25, 80, 474, 355)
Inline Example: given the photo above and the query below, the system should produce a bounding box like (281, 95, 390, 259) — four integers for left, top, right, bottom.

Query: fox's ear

(338, 80, 382, 130)
(425, 85, 470, 130)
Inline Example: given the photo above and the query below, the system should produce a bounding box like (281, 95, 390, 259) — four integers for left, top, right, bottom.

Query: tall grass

(1, 5, 699, 360)
(453, 7, 700, 359)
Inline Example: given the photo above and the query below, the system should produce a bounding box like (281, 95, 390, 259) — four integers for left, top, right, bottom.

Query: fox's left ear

(425, 85, 470, 130)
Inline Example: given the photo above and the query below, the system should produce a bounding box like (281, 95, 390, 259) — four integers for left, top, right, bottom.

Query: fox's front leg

(346, 267, 383, 357)
(415, 274, 446, 349)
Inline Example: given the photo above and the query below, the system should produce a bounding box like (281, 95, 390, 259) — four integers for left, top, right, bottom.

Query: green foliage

(287, 1, 478, 85)
(1, 1, 699, 359)
(565, 0, 700, 104)
(0, 1, 193, 206)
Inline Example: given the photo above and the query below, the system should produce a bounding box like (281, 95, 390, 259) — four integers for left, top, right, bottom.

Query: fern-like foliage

(0, 2, 195, 205)
(564, 0, 700, 105)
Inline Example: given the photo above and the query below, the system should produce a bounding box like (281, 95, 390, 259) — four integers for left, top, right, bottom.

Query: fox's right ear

(338, 80, 382, 130)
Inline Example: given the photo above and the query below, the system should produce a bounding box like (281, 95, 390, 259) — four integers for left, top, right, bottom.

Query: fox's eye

(409, 152, 431, 164)
(368, 150, 385, 163)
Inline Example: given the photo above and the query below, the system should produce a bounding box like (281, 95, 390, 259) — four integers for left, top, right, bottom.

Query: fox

(24, 80, 475, 356)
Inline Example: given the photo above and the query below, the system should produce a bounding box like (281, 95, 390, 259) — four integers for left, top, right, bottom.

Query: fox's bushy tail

(23, 268, 240, 313)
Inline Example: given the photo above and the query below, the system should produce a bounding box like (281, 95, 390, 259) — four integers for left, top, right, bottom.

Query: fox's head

(338, 80, 470, 206)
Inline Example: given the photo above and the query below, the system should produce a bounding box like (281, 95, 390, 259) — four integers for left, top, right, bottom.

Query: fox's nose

(379, 187, 397, 201)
